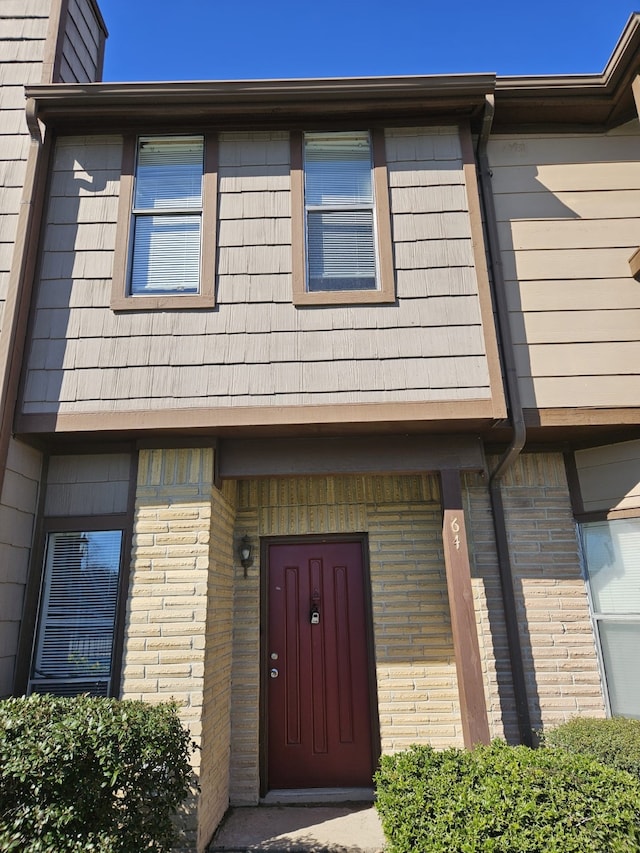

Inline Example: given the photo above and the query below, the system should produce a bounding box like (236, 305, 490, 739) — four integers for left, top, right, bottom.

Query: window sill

(110, 293, 215, 311)
(292, 287, 396, 306)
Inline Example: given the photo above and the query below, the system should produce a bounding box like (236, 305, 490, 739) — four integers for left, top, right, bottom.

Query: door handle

(270, 668, 279, 678)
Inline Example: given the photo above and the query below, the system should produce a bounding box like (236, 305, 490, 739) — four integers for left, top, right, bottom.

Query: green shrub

(0, 694, 195, 853)
(375, 740, 640, 853)
(544, 716, 640, 782)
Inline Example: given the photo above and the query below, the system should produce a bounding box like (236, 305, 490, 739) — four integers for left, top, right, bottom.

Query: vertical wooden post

(440, 469, 490, 748)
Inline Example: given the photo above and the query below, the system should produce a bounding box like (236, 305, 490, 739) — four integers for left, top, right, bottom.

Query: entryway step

(208, 804, 386, 852)
(262, 787, 375, 804)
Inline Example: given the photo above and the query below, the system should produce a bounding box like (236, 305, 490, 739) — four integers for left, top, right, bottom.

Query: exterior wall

(0, 0, 104, 329)
(0, 438, 42, 696)
(120, 448, 234, 853)
(57, 0, 105, 84)
(21, 127, 494, 417)
(0, 0, 106, 698)
(0, 0, 51, 327)
(495, 453, 605, 729)
(463, 471, 520, 743)
(44, 451, 130, 515)
(487, 122, 640, 408)
(229, 473, 512, 804)
(198, 483, 235, 852)
(575, 439, 640, 513)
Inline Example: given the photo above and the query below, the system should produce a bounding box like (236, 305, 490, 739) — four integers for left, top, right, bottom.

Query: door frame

(259, 533, 381, 796)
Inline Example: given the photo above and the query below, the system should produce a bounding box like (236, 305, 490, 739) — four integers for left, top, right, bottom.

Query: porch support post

(440, 468, 490, 748)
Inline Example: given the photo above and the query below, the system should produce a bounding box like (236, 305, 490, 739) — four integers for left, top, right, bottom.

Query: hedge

(544, 716, 640, 783)
(0, 694, 195, 853)
(375, 740, 640, 853)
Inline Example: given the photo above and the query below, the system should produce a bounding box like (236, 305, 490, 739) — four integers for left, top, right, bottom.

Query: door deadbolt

(270, 668, 279, 678)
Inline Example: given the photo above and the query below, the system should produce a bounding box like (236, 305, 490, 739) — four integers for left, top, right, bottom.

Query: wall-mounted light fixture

(239, 534, 254, 577)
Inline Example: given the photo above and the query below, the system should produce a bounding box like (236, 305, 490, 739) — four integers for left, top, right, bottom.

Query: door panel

(267, 540, 374, 789)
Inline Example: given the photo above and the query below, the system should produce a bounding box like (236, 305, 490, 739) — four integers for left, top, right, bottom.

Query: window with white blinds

(581, 517, 640, 718)
(303, 132, 378, 292)
(130, 136, 204, 295)
(28, 530, 123, 697)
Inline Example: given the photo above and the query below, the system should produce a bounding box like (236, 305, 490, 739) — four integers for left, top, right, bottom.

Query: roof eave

(25, 74, 497, 129)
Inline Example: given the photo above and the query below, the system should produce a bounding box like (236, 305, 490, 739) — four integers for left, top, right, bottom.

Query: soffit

(25, 75, 496, 131)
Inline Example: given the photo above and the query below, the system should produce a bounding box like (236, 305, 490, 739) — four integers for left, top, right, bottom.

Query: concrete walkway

(208, 804, 387, 852)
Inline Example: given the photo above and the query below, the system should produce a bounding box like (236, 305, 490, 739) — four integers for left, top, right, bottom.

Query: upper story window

(291, 129, 395, 306)
(111, 133, 217, 311)
(131, 136, 203, 296)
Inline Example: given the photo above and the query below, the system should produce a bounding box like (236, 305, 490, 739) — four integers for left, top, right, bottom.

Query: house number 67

(450, 516, 461, 550)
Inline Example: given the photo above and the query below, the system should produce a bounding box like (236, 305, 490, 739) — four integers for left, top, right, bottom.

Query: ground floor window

(581, 517, 640, 718)
(28, 529, 124, 697)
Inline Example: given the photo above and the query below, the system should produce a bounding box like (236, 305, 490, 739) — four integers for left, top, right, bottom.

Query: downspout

(0, 98, 48, 500)
(476, 95, 533, 746)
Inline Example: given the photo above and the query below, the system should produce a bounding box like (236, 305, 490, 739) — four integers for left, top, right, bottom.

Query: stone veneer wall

(496, 453, 606, 729)
(120, 448, 234, 853)
(197, 482, 235, 852)
(119, 453, 605, 840)
(229, 474, 490, 804)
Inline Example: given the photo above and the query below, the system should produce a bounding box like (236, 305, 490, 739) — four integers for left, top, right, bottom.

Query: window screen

(29, 530, 123, 697)
(303, 132, 377, 292)
(130, 136, 204, 295)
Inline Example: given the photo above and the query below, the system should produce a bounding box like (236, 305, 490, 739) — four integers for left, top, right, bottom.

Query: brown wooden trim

(459, 122, 507, 421)
(17, 398, 498, 435)
(440, 469, 490, 748)
(0, 110, 51, 504)
(28, 76, 494, 132)
(259, 534, 380, 795)
(39, 114, 492, 139)
(576, 507, 640, 524)
(291, 128, 396, 306)
(13, 453, 49, 696)
(563, 451, 585, 516)
(41, 513, 129, 532)
(219, 435, 484, 478)
(110, 133, 218, 311)
(524, 408, 640, 428)
(201, 133, 219, 306)
(110, 133, 135, 308)
(45, 440, 136, 456)
(136, 437, 219, 451)
(371, 127, 396, 303)
(259, 536, 268, 798)
(14, 482, 130, 697)
(95, 27, 106, 82)
(290, 131, 305, 302)
(293, 286, 397, 306)
(41, 0, 68, 84)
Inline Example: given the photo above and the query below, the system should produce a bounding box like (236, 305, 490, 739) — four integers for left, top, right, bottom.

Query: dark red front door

(267, 540, 375, 789)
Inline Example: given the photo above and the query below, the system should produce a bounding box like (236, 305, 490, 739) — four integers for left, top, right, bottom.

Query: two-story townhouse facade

(3, 4, 640, 850)
(0, 0, 107, 719)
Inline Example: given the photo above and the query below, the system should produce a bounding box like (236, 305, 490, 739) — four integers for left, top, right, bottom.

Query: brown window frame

(15, 513, 131, 699)
(111, 132, 218, 311)
(290, 128, 395, 306)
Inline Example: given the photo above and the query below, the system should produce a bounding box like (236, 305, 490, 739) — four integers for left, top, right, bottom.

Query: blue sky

(99, 1, 639, 82)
